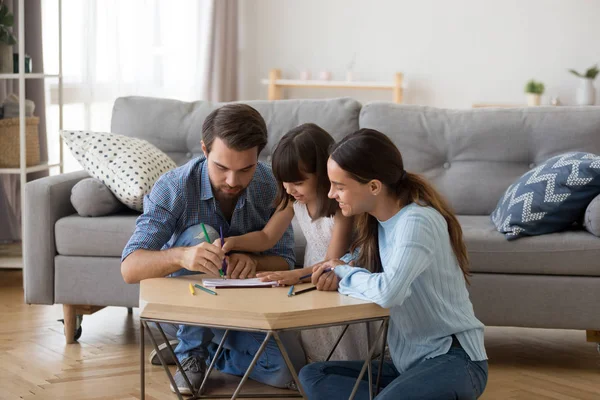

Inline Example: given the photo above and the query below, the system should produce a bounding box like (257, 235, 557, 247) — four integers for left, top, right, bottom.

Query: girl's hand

(256, 270, 302, 286)
(311, 262, 341, 291)
(213, 237, 236, 253)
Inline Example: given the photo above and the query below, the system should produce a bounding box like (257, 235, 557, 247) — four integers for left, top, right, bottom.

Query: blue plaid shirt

(122, 157, 295, 268)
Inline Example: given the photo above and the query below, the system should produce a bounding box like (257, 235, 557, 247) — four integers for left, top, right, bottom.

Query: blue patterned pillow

(491, 152, 600, 240)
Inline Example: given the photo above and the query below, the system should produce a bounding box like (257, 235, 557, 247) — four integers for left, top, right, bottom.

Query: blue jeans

(169, 224, 306, 388)
(298, 346, 488, 399)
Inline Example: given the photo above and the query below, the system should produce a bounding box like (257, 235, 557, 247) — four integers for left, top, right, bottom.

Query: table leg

(145, 321, 184, 400)
(273, 332, 307, 398)
(231, 332, 273, 400)
(154, 322, 196, 397)
(325, 324, 349, 362)
(140, 319, 145, 400)
(375, 319, 389, 395)
(348, 320, 387, 400)
(200, 329, 230, 395)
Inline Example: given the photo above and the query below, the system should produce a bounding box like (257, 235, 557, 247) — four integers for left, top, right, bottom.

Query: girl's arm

(324, 211, 354, 261)
(222, 202, 295, 253)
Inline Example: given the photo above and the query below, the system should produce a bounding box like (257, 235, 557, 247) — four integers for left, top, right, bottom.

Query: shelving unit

(261, 69, 404, 103)
(0, 0, 63, 268)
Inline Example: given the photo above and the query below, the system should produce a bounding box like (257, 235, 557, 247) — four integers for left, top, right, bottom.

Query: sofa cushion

(71, 178, 125, 217)
(359, 104, 600, 215)
(460, 215, 600, 276)
(61, 130, 177, 211)
(111, 97, 361, 165)
(583, 193, 600, 236)
(55, 212, 139, 257)
(491, 152, 600, 240)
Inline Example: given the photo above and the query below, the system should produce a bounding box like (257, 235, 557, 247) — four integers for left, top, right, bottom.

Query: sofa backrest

(360, 103, 600, 215)
(111, 96, 361, 165)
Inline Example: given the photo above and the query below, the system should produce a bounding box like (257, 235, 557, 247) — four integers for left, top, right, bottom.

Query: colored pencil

(194, 283, 217, 296)
(188, 283, 195, 296)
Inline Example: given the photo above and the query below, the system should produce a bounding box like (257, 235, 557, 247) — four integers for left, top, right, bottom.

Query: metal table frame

(140, 315, 390, 400)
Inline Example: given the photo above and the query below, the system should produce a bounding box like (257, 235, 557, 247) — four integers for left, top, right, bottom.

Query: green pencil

(194, 283, 217, 296)
(200, 223, 225, 278)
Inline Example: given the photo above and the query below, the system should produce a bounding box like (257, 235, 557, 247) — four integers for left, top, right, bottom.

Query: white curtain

(42, 0, 231, 172)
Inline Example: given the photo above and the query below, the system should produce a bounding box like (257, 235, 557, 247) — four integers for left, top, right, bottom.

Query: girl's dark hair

(272, 123, 338, 219)
(329, 128, 470, 282)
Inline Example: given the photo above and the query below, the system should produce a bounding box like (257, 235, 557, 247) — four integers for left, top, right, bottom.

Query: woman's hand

(312, 262, 341, 291)
(256, 269, 303, 286)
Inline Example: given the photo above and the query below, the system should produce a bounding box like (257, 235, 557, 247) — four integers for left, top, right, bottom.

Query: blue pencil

(287, 285, 294, 297)
(299, 267, 332, 281)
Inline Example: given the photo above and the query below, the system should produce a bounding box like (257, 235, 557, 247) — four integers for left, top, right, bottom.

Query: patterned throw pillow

(61, 130, 177, 211)
(491, 152, 600, 240)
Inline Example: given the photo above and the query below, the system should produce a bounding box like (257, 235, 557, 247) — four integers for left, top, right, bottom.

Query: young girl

(218, 123, 353, 284)
(218, 123, 370, 363)
(300, 129, 488, 399)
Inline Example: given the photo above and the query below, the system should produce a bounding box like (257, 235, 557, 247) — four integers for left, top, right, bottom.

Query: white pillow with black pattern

(61, 130, 177, 211)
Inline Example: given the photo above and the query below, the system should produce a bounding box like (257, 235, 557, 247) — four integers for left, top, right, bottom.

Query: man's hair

(202, 104, 268, 154)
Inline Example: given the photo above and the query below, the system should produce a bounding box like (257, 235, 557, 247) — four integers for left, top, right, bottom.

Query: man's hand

(227, 253, 257, 279)
(256, 269, 302, 286)
(312, 261, 342, 291)
(180, 242, 225, 276)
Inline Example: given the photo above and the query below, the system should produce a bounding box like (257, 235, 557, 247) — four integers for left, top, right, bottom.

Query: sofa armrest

(24, 170, 90, 305)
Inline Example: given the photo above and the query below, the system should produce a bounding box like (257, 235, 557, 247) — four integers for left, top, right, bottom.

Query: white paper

(201, 277, 279, 288)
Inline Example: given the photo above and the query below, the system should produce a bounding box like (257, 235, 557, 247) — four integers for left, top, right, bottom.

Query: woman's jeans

(298, 345, 488, 399)
(168, 224, 306, 388)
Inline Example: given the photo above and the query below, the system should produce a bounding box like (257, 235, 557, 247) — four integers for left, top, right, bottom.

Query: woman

(298, 129, 488, 399)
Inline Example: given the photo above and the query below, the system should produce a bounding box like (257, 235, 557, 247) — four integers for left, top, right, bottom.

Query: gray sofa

(25, 96, 600, 347)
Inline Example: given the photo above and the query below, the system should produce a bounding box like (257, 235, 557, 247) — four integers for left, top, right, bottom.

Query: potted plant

(0, 2, 16, 74)
(569, 64, 599, 106)
(524, 79, 544, 106)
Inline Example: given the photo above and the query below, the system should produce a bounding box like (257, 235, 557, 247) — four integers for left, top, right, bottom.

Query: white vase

(526, 93, 541, 106)
(576, 78, 596, 106)
(0, 43, 12, 74)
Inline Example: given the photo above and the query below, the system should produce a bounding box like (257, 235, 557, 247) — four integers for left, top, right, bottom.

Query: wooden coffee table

(139, 275, 390, 400)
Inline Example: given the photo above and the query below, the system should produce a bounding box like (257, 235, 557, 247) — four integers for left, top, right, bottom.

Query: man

(121, 104, 305, 395)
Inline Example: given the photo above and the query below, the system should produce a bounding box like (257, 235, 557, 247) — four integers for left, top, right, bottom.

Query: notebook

(201, 277, 279, 288)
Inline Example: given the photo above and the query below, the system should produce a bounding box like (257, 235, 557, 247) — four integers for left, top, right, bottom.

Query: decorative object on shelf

(319, 70, 331, 80)
(13, 53, 31, 73)
(0, 116, 40, 167)
(299, 69, 310, 80)
(2, 93, 35, 118)
(550, 96, 562, 106)
(346, 52, 356, 81)
(524, 79, 544, 106)
(568, 64, 598, 106)
(0, 3, 16, 74)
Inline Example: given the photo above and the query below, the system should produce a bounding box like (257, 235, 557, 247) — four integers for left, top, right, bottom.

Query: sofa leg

(63, 304, 77, 344)
(127, 307, 133, 315)
(586, 330, 600, 343)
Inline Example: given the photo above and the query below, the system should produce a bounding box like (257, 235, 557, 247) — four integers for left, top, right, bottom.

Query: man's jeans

(298, 346, 488, 399)
(168, 224, 306, 389)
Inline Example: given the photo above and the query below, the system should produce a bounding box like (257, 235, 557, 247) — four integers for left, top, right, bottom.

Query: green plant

(524, 79, 545, 95)
(0, 3, 16, 45)
(568, 64, 599, 80)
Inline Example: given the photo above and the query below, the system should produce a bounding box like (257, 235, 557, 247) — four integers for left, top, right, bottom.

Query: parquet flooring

(1, 268, 599, 399)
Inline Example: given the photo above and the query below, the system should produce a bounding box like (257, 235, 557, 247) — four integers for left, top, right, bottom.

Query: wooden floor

(1, 268, 599, 400)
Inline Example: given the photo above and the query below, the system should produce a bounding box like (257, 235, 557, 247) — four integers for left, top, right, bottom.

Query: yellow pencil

(189, 283, 195, 296)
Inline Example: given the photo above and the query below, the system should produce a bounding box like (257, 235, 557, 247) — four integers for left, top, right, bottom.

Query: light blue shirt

(335, 203, 487, 373)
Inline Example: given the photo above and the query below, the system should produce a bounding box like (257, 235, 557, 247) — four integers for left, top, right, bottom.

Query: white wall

(238, 0, 600, 108)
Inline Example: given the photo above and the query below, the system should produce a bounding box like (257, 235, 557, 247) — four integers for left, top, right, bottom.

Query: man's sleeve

(121, 172, 183, 261)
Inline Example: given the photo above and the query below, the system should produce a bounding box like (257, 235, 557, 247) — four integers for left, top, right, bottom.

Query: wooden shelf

(0, 163, 62, 175)
(262, 69, 404, 103)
